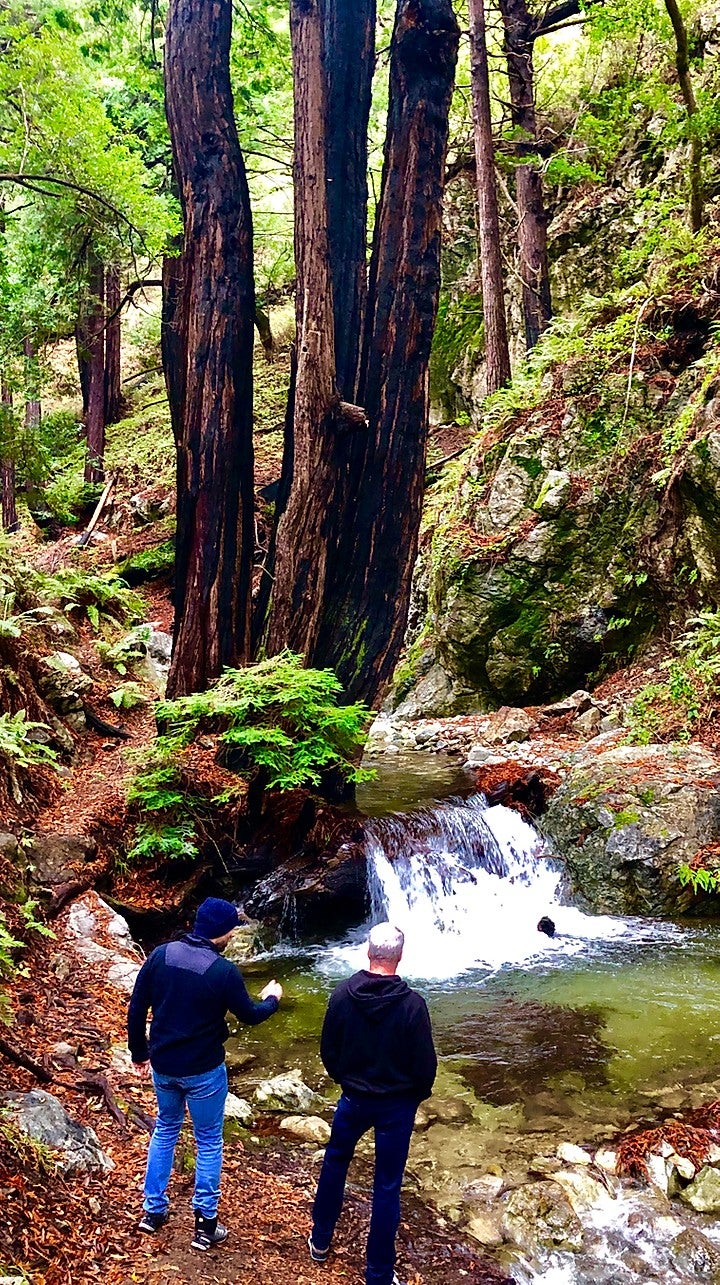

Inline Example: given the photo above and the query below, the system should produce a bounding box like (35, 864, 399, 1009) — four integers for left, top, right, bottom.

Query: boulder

(0, 1090, 113, 1173)
(551, 1167, 612, 1215)
(574, 706, 602, 738)
(39, 652, 92, 730)
(65, 892, 142, 994)
(680, 1165, 720, 1213)
(485, 707, 537, 745)
(144, 629, 173, 693)
(502, 1181, 583, 1253)
(542, 742, 720, 915)
(464, 1212, 505, 1247)
(224, 921, 262, 964)
(254, 1069, 316, 1113)
(669, 1227, 720, 1282)
(556, 1142, 592, 1166)
(224, 1094, 254, 1125)
(280, 1115, 331, 1145)
(26, 833, 96, 887)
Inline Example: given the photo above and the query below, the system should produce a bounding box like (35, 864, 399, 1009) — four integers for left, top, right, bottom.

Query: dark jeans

(311, 1091, 417, 1285)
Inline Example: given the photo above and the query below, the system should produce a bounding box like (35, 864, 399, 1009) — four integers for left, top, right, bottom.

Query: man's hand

(133, 1060, 151, 1079)
(261, 980, 283, 1002)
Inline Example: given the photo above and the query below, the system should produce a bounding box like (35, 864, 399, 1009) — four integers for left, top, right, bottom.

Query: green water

(229, 929, 720, 1213)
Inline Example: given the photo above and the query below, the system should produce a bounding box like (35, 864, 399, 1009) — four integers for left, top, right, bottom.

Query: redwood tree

(0, 382, 17, 532)
(499, 0, 551, 350)
(83, 254, 106, 484)
(468, 0, 512, 392)
(164, 0, 256, 697)
(265, 0, 459, 709)
(104, 266, 122, 424)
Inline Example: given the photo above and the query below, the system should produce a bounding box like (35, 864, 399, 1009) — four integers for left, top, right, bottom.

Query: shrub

(125, 652, 371, 865)
(32, 566, 143, 629)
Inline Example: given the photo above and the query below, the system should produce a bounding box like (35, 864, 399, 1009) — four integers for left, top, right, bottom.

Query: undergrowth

(125, 652, 371, 865)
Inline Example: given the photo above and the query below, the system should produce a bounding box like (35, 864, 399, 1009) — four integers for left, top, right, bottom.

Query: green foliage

(125, 654, 371, 866)
(97, 623, 151, 675)
(109, 681, 149, 710)
(626, 610, 720, 744)
(678, 862, 720, 896)
(0, 711, 57, 772)
(33, 566, 143, 628)
(117, 540, 175, 584)
(430, 292, 484, 417)
(155, 653, 371, 790)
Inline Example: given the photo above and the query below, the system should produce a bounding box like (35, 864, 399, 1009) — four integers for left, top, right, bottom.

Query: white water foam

(322, 795, 656, 981)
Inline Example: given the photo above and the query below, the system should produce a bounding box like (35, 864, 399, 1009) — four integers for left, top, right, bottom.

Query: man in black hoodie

(309, 923, 436, 1285)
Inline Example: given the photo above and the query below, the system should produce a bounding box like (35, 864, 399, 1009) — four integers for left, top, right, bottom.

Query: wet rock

(680, 1165, 720, 1212)
(225, 1049, 257, 1077)
(557, 1142, 592, 1166)
(26, 833, 96, 887)
(463, 1174, 506, 1202)
(464, 1211, 505, 1247)
(543, 742, 720, 915)
(433, 1097, 474, 1125)
(594, 1148, 618, 1174)
(0, 1089, 113, 1173)
(502, 1180, 583, 1253)
(485, 707, 537, 745)
(254, 1069, 316, 1113)
(551, 1167, 612, 1214)
(414, 1102, 439, 1132)
(224, 921, 263, 964)
(280, 1114, 331, 1145)
(224, 1094, 254, 1125)
(670, 1227, 720, 1282)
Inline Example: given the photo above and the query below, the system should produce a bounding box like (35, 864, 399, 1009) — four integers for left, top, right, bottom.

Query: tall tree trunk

(324, 0, 376, 400)
(664, 0, 703, 232)
(499, 0, 551, 350)
(265, 0, 360, 659)
(75, 323, 91, 417)
(0, 382, 17, 533)
(84, 256, 106, 484)
(104, 267, 122, 424)
(165, 0, 256, 697)
(468, 0, 511, 393)
(293, 0, 457, 707)
(23, 338, 41, 431)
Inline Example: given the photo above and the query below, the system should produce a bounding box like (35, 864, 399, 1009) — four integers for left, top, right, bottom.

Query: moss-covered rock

(542, 742, 720, 916)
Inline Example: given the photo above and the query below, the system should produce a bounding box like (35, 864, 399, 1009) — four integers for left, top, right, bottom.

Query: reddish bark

(499, 0, 551, 349)
(165, 0, 256, 696)
(468, 0, 511, 392)
(104, 267, 122, 424)
(83, 256, 106, 484)
(0, 380, 17, 532)
(161, 249, 185, 443)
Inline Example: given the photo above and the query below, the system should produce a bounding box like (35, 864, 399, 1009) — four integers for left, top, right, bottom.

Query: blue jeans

(143, 1063, 227, 1219)
(311, 1092, 417, 1285)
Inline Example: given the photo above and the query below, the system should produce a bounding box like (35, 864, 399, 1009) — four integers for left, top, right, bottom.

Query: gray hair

(368, 922, 404, 963)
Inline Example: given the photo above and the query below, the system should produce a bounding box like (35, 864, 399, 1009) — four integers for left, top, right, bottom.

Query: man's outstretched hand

(133, 1060, 151, 1078)
(261, 980, 283, 1002)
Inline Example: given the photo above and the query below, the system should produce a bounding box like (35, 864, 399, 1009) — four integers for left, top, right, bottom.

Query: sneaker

(391, 1276, 407, 1285)
(307, 1233, 331, 1264)
(191, 1213, 229, 1251)
(138, 1211, 169, 1234)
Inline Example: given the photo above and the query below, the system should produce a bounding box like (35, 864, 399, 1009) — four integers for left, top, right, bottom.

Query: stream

(228, 752, 720, 1283)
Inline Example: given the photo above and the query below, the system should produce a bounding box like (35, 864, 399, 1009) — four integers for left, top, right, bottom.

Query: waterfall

(357, 794, 628, 979)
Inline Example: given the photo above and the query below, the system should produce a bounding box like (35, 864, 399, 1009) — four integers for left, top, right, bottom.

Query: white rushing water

(324, 794, 656, 980)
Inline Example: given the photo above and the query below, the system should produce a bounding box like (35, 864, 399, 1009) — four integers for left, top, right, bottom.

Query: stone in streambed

(254, 1069, 316, 1113)
(224, 1094, 254, 1125)
(670, 1227, 720, 1282)
(280, 1115, 331, 1145)
(464, 1212, 505, 1247)
(502, 1180, 583, 1253)
(680, 1165, 720, 1213)
(485, 707, 537, 745)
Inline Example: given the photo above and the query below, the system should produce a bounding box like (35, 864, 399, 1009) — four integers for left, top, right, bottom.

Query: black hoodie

(320, 970, 437, 1102)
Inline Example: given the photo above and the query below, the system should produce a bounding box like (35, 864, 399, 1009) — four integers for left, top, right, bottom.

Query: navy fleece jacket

(127, 933, 279, 1076)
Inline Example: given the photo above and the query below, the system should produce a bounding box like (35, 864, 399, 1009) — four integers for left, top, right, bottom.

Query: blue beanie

(194, 897, 239, 940)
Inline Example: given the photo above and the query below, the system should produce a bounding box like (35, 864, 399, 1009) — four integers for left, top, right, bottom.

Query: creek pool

(228, 752, 720, 1281)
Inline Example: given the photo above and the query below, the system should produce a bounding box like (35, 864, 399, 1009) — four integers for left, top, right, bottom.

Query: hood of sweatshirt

(346, 970, 410, 1020)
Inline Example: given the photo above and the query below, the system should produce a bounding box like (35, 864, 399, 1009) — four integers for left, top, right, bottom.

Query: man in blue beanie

(128, 896, 282, 1251)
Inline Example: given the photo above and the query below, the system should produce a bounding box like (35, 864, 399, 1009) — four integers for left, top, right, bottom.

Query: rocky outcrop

(542, 742, 720, 915)
(0, 1089, 113, 1173)
(39, 651, 92, 731)
(63, 892, 143, 994)
(26, 833, 97, 889)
